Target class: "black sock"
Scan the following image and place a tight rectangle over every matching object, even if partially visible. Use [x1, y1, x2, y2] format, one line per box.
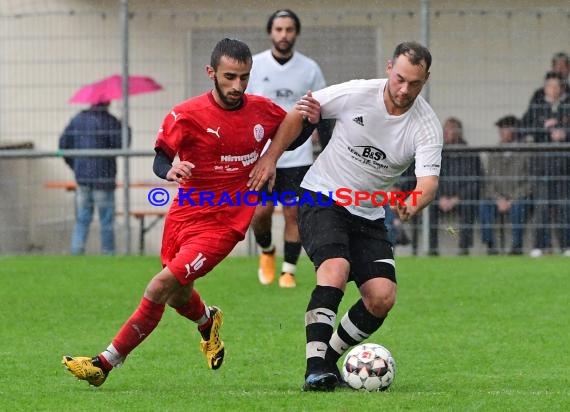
[255, 232, 272, 250]
[284, 241, 302, 265]
[326, 299, 386, 365]
[305, 285, 344, 375]
[198, 317, 213, 340]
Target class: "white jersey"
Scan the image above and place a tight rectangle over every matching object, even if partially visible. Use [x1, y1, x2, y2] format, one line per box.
[302, 78, 443, 220]
[248, 49, 326, 168]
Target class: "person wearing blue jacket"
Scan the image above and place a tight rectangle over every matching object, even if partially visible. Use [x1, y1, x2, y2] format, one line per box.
[59, 101, 128, 255]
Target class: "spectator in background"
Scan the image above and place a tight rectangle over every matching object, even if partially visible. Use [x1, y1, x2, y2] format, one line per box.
[479, 116, 532, 255]
[430, 117, 482, 256]
[528, 52, 570, 107]
[247, 9, 329, 288]
[521, 71, 570, 257]
[59, 101, 127, 255]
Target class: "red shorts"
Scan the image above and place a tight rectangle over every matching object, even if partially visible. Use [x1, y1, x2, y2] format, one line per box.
[161, 218, 244, 285]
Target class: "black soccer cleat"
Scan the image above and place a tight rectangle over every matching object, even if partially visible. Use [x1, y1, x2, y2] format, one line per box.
[302, 371, 338, 392]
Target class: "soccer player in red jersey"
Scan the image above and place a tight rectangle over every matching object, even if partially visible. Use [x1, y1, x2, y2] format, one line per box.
[62, 38, 320, 387]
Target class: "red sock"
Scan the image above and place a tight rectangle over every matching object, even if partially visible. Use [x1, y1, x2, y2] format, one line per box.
[111, 297, 165, 357]
[175, 289, 206, 322]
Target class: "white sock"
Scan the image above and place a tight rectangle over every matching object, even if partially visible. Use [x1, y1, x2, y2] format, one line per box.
[101, 344, 125, 368]
[196, 305, 211, 326]
[261, 244, 275, 253]
[282, 262, 296, 275]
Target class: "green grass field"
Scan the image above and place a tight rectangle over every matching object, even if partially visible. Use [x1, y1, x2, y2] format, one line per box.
[1, 255, 568, 411]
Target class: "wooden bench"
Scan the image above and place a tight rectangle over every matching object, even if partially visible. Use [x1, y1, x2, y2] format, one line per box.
[115, 210, 167, 255]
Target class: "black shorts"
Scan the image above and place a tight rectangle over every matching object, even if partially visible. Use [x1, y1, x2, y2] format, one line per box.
[298, 189, 396, 287]
[259, 165, 311, 202]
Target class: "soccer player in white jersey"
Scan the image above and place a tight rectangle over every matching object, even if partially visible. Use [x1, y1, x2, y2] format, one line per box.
[247, 9, 327, 288]
[248, 41, 443, 391]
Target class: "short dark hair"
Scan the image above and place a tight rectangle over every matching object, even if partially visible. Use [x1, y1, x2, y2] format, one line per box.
[445, 116, 463, 130]
[545, 70, 563, 81]
[266, 9, 301, 34]
[551, 52, 569, 65]
[393, 41, 432, 72]
[495, 115, 520, 128]
[210, 38, 252, 70]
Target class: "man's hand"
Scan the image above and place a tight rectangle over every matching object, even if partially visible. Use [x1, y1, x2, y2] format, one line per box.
[295, 91, 321, 124]
[496, 197, 511, 213]
[248, 90, 321, 192]
[166, 160, 195, 184]
[391, 202, 411, 222]
[248, 155, 277, 192]
[439, 195, 459, 213]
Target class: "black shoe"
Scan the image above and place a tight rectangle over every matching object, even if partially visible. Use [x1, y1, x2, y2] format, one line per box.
[428, 249, 439, 256]
[459, 248, 469, 256]
[487, 247, 499, 255]
[327, 361, 343, 383]
[509, 248, 523, 255]
[331, 364, 351, 390]
[302, 372, 338, 392]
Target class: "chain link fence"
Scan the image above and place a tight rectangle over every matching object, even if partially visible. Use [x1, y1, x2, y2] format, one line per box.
[0, 1, 569, 255]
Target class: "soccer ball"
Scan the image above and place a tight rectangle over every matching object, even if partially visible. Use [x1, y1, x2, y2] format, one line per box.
[342, 343, 396, 391]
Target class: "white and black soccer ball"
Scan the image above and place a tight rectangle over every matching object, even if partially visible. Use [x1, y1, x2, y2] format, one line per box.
[342, 343, 396, 391]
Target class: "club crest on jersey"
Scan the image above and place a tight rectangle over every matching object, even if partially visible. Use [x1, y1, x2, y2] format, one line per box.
[253, 124, 264, 142]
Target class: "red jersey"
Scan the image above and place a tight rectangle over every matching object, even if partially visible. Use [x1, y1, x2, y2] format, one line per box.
[155, 92, 286, 236]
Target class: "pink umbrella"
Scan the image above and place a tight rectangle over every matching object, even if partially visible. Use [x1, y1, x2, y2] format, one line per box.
[69, 74, 163, 104]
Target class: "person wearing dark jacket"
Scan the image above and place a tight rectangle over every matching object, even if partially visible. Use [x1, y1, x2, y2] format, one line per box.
[429, 117, 482, 255]
[479, 116, 532, 255]
[527, 52, 569, 107]
[521, 72, 570, 257]
[59, 101, 128, 255]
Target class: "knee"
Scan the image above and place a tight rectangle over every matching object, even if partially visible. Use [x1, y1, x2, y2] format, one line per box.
[252, 205, 273, 226]
[144, 272, 178, 304]
[361, 288, 396, 318]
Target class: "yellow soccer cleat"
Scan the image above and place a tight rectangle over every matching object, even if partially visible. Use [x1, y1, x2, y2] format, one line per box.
[62, 355, 109, 387]
[200, 306, 225, 370]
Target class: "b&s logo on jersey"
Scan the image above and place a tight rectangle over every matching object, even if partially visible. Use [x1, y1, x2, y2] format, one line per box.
[253, 124, 264, 142]
[348, 145, 389, 170]
[275, 89, 294, 99]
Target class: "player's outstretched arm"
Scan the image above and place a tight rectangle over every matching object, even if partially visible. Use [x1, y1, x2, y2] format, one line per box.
[392, 175, 439, 221]
[248, 91, 320, 191]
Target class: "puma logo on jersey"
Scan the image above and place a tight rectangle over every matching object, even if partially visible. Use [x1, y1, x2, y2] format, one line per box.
[170, 110, 180, 121]
[185, 253, 207, 278]
[206, 127, 221, 138]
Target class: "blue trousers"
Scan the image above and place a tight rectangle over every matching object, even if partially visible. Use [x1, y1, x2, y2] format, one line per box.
[479, 199, 530, 250]
[71, 185, 116, 255]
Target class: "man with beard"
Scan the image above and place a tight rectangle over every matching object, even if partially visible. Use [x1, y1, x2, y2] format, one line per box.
[61, 38, 321, 387]
[247, 9, 328, 288]
[249, 41, 442, 391]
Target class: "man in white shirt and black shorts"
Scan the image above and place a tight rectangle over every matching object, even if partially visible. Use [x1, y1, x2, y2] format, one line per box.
[248, 41, 443, 391]
[247, 9, 327, 288]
